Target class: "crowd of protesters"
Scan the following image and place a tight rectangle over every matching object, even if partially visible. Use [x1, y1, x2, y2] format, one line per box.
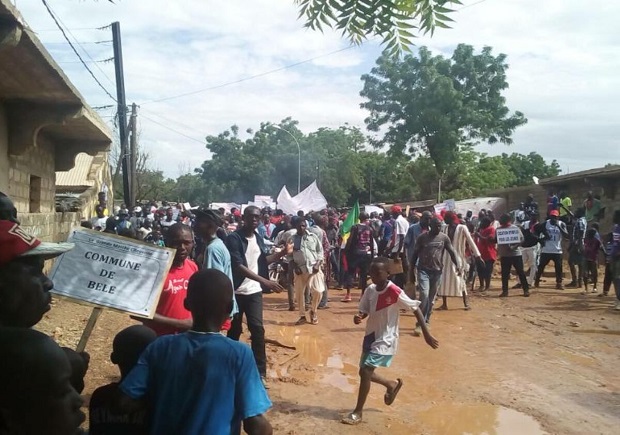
[1, 184, 619, 434]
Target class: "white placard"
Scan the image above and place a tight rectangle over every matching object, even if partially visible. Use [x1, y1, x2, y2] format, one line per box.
[49, 228, 175, 318]
[496, 227, 521, 245]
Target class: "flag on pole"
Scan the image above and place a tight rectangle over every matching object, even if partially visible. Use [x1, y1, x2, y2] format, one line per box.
[340, 200, 360, 241]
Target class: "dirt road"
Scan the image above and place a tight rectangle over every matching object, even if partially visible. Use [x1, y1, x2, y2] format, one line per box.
[37, 280, 620, 434]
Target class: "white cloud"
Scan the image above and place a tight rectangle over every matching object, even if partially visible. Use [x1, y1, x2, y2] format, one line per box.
[15, 0, 620, 179]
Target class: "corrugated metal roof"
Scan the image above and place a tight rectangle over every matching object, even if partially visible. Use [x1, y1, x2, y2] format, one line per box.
[56, 153, 95, 187]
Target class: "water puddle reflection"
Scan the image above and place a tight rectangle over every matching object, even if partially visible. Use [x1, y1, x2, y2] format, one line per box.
[417, 403, 545, 435]
[273, 326, 358, 392]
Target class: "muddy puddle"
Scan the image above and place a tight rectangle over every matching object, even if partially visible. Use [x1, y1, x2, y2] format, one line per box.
[271, 326, 358, 392]
[416, 403, 545, 435]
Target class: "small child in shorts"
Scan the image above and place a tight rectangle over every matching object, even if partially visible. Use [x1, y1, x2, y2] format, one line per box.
[582, 228, 605, 294]
[89, 325, 157, 435]
[342, 257, 439, 425]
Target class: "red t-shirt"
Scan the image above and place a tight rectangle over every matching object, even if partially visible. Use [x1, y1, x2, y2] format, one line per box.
[145, 259, 198, 336]
[476, 226, 497, 261]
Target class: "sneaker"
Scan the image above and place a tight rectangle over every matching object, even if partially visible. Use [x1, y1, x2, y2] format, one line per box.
[295, 316, 307, 325]
[499, 292, 509, 298]
[591, 288, 598, 293]
[566, 281, 577, 288]
[288, 305, 296, 312]
[556, 284, 565, 290]
[615, 301, 620, 311]
[413, 325, 422, 337]
[318, 304, 329, 310]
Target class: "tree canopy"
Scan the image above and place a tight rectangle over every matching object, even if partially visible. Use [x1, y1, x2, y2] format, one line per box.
[197, 119, 416, 207]
[296, 0, 461, 54]
[361, 44, 527, 198]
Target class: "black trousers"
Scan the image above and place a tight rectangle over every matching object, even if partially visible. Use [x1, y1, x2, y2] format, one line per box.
[477, 259, 495, 288]
[228, 292, 266, 377]
[584, 260, 598, 287]
[501, 256, 529, 293]
[536, 253, 563, 284]
[346, 252, 372, 293]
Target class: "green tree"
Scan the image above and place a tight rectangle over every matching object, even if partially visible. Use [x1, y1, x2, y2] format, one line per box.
[296, 0, 461, 54]
[500, 152, 560, 186]
[198, 120, 414, 207]
[361, 44, 527, 199]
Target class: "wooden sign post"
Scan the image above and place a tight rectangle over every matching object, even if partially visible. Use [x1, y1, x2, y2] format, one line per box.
[49, 228, 175, 351]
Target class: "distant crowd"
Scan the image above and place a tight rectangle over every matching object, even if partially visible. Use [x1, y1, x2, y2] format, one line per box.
[1, 185, 618, 434]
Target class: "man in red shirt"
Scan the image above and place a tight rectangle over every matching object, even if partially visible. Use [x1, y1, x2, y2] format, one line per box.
[141, 223, 198, 335]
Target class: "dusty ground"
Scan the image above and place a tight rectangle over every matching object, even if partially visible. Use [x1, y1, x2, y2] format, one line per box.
[37, 276, 620, 435]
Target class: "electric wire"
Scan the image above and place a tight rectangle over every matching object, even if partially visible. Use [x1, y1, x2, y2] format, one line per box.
[40, 0, 117, 101]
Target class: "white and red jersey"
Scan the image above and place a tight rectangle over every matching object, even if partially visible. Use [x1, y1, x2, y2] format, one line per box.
[359, 281, 420, 356]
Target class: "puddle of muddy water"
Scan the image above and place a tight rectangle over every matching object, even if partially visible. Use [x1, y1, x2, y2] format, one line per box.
[274, 327, 359, 392]
[416, 403, 545, 435]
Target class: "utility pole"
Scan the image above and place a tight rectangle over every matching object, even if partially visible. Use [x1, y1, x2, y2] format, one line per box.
[112, 22, 130, 205]
[129, 103, 138, 206]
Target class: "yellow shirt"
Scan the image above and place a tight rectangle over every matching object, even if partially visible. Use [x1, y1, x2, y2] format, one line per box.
[559, 197, 572, 216]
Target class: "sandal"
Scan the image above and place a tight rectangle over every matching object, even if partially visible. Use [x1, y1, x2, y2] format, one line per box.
[341, 412, 363, 425]
[341, 295, 352, 302]
[384, 378, 403, 406]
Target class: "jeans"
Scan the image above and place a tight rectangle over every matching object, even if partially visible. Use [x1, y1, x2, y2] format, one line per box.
[536, 252, 563, 284]
[500, 256, 529, 293]
[417, 268, 442, 324]
[329, 250, 340, 282]
[228, 292, 266, 377]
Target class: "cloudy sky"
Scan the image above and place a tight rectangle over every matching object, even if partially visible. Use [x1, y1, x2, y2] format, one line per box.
[16, 0, 620, 178]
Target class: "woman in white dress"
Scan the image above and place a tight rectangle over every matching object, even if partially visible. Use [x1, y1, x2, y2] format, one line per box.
[438, 211, 481, 310]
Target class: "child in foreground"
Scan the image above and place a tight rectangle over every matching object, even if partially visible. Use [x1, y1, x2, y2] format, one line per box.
[342, 257, 439, 425]
[119, 269, 273, 435]
[89, 325, 157, 435]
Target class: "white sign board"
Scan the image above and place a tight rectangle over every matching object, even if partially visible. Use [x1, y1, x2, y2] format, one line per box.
[49, 228, 175, 318]
[496, 227, 521, 245]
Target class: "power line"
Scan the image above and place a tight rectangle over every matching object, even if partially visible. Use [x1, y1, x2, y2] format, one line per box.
[140, 108, 204, 136]
[46, 8, 116, 88]
[140, 44, 361, 105]
[140, 113, 206, 145]
[40, 0, 117, 102]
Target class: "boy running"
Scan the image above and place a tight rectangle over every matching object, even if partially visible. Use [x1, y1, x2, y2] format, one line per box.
[342, 257, 439, 425]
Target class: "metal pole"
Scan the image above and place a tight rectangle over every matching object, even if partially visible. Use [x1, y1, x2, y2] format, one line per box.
[112, 22, 130, 205]
[129, 103, 137, 206]
[274, 126, 301, 194]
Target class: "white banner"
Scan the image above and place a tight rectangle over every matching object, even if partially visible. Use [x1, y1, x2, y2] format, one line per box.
[49, 229, 175, 318]
[276, 181, 327, 215]
[496, 227, 521, 245]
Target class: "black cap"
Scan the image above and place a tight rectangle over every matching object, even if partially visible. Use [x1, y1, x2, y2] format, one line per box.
[0, 192, 18, 223]
[194, 208, 223, 226]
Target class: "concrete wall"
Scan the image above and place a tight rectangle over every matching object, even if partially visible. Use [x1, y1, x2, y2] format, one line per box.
[0, 104, 9, 193]
[7, 135, 56, 214]
[490, 175, 619, 233]
[19, 211, 79, 243]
